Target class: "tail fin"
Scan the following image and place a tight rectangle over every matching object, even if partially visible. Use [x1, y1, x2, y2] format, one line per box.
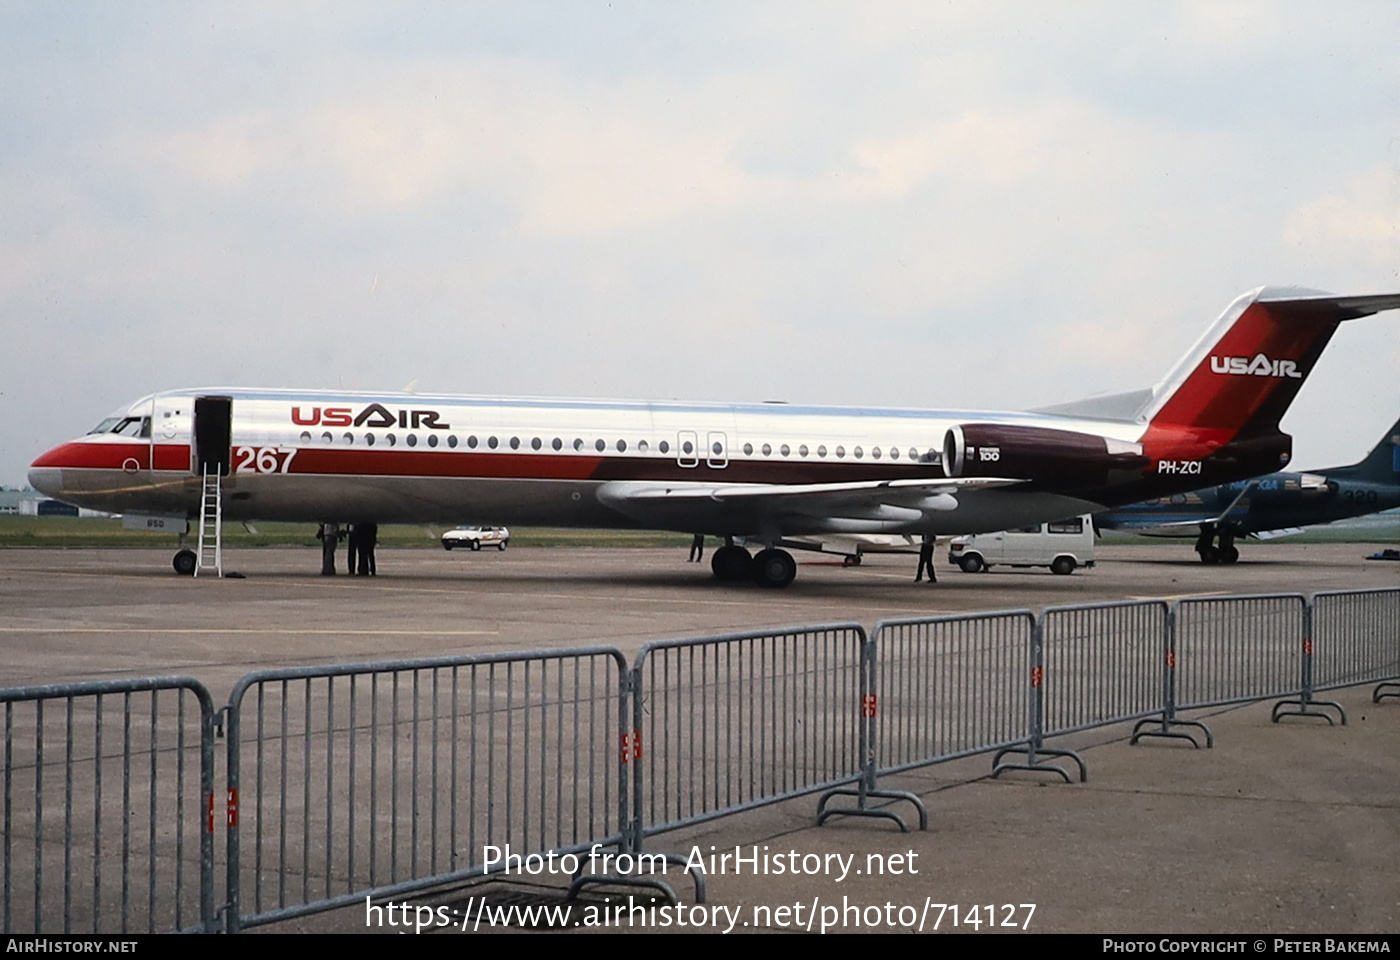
[1140, 287, 1400, 443]
[1322, 415, 1400, 483]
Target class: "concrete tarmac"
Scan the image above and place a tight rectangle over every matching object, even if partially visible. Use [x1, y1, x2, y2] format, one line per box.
[0, 542, 1396, 934]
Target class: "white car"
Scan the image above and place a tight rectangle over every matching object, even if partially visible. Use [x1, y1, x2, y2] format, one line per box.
[441, 525, 510, 551]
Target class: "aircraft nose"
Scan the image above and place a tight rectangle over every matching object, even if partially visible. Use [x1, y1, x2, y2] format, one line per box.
[28, 466, 63, 498]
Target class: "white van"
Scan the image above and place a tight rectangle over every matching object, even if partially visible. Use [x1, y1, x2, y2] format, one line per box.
[948, 515, 1095, 575]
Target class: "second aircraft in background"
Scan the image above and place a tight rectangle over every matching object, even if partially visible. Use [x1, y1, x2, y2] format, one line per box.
[1096, 415, 1400, 563]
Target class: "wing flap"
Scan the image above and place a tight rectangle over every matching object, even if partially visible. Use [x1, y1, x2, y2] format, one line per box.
[599, 476, 1022, 504]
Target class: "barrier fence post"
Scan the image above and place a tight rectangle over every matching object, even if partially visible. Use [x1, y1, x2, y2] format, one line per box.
[224, 700, 241, 934]
[1272, 596, 1346, 724]
[816, 632, 926, 831]
[1132, 602, 1213, 747]
[992, 614, 1085, 782]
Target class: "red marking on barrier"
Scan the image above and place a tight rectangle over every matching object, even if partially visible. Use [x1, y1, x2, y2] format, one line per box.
[206, 793, 215, 834]
[1166, 651, 1176, 669]
[227, 788, 239, 828]
[862, 694, 877, 719]
[621, 731, 642, 762]
[1030, 666, 1043, 688]
[1303, 638, 1313, 656]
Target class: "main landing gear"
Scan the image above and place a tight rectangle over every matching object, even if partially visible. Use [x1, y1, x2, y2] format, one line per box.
[710, 542, 798, 588]
[1194, 524, 1240, 565]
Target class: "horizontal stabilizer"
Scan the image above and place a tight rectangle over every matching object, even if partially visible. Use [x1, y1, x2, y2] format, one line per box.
[1256, 289, 1400, 320]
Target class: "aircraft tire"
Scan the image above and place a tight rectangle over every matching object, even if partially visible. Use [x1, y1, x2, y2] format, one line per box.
[958, 554, 984, 574]
[1197, 546, 1219, 564]
[1050, 556, 1076, 576]
[752, 548, 797, 588]
[711, 544, 752, 581]
[172, 550, 197, 576]
[1220, 545, 1239, 564]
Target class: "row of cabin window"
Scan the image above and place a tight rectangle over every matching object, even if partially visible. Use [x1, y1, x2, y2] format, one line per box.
[296, 430, 938, 462]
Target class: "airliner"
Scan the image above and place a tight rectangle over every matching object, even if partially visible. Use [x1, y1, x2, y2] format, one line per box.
[28, 286, 1400, 586]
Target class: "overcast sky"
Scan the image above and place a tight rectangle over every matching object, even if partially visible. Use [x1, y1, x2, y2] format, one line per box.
[2, 2, 1397, 488]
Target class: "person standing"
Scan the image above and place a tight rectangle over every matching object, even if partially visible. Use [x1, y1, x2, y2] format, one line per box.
[318, 523, 340, 576]
[915, 534, 937, 583]
[359, 523, 378, 576]
[346, 524, 360, 577]
[689, 533, 705, 562]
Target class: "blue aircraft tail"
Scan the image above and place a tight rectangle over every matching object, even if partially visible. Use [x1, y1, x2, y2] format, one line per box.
[1322, 415, 1400, 483]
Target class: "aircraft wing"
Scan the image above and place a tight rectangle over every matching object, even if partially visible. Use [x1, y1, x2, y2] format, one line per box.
[1099, 517, 1215, 534]
[601, 475, 1019, 504]
[1252, 527, 1306, 540]
[597, 476, 1023, 526]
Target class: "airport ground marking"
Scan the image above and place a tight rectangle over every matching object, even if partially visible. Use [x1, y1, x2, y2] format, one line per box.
[0, 627, 500, 636]
[1127, 590, 1232, 602]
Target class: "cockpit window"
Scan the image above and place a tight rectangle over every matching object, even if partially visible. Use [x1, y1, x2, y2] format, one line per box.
[89, 417, 151, 437]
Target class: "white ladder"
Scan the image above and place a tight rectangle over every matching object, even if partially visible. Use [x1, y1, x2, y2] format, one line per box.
[195, 466, 222, 578]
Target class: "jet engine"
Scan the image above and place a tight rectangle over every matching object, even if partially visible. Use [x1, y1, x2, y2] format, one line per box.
[943, 423, 1148, 487]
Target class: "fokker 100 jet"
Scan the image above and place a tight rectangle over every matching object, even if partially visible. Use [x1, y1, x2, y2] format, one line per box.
[28, 286, 1400, 587]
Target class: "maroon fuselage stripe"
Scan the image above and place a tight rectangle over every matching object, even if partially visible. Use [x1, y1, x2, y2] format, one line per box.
[33, 441, 948, 485]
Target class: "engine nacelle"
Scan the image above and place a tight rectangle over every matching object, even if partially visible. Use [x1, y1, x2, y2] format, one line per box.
[943, 423, 1148, 487]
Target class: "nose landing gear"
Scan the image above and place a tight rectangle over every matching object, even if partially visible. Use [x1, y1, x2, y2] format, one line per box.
[173, 549, 197, 576]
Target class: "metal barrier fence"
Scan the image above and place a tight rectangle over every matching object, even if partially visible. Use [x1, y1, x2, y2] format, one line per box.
[1311, 589, 1400, 693]
[1173, 594, 1307, 711]
[1040, 601, 1167, 738]
[224, 648, 629, 932]
[870, 611, 1033, 772]
[0, 678, 215, 934]
[630, 624, 867, 845]
[3, 587, 1398, 933]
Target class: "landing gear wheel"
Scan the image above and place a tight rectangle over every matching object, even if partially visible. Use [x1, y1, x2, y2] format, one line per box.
[470, 541, 481, 551]
[1050, 556, 1076, 576]
[173, 549, 197, 576]
[842, 554, 862, 567]
[1220, 545, 1239, 564]
[958, 554, 984, 574]
[1197, 546, 1219, 565]
[751, 548, 797, 588]
[711, 544, 752, 581]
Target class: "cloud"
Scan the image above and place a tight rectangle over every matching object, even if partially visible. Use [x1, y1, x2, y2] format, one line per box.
[1282, 163, 1400, 276]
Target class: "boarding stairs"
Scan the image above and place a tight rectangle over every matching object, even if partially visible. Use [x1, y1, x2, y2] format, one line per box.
[195, 466, 222, 578]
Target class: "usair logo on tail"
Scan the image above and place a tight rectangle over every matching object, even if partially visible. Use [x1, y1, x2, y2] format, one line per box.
[1209, 354, 1302, 378]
